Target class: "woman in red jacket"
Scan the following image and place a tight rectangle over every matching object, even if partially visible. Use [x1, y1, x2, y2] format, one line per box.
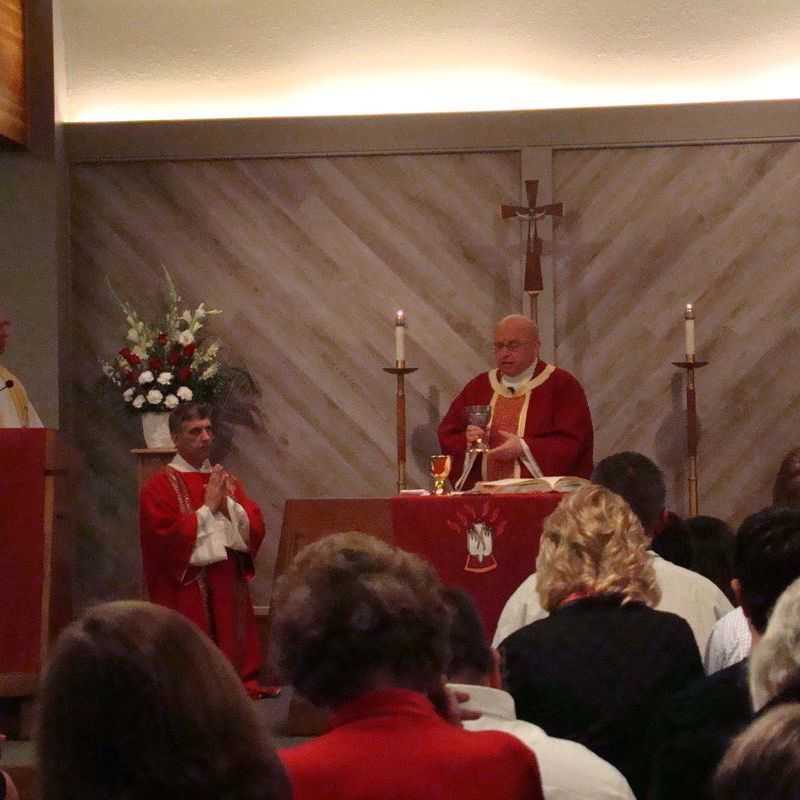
[272, 532, 544, 800]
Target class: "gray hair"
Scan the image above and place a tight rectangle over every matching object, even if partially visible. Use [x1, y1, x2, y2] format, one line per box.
[750, 576, 800, 711]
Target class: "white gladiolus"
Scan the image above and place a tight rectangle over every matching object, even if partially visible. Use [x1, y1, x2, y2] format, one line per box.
[164, 394, 179, 409]
[138, 371, 154, 385]
[123, 387, 135, 402]
[127, 328, 139, 343]
[132, 395, 145, 408]
[178, 330, 195, 346]
[132, 346, 147, 358]
[201, 364, 219, 380]
[195, 303, 207, 320]
[176, 386, 193, 401]
[157, 371, 173, 385]
[146, 389, 163, 405]
[182, 310, 192, 323]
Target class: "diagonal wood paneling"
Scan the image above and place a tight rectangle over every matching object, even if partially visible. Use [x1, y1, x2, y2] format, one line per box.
[70, 152, 521, 606]
[554, 141, 800, 525]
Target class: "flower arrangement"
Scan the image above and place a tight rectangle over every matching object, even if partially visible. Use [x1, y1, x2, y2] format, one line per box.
[102, 269, 229, 413]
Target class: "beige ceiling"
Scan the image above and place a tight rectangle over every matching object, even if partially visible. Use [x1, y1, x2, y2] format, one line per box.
[61, 0, 800, 122]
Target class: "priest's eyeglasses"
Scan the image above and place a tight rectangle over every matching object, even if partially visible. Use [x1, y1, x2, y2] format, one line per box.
[494, 340, 529, 352]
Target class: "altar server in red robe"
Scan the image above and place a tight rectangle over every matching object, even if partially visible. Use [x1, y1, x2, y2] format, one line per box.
[139, 402, 275, 698]
[438, 315, 593, 490]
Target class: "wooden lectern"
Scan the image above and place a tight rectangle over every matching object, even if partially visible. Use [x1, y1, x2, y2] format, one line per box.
[0, 429, 71, 724]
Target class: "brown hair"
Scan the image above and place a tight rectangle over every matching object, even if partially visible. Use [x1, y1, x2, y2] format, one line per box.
[272, 532, 450, 708]
[714, 703, 800, 800]
[36, 601, 289, 800]
[536, 484, 661, 611]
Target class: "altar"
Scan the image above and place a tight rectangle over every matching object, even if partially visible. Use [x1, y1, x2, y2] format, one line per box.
[275, 492, 563, 641]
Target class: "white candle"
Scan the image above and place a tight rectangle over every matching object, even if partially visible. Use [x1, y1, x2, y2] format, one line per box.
[395, 309, 406, 364]
[684, 303, 695, 358]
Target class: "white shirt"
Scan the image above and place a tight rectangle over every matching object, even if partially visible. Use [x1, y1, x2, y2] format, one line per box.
[0, 375, 42, 428]
[169, 454, 250, 567]
[449, 683, 635, 800]
[492, 552, 733, 653]
[703, 606, 752, 674]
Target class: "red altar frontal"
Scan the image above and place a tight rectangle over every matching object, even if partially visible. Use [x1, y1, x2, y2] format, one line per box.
[276, 493, 563, 641]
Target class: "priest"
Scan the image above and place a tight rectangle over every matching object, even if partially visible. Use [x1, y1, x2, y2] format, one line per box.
[139, 402, 277, 698]
[0, 309, 42, 428]
[438, 315, 593, 490]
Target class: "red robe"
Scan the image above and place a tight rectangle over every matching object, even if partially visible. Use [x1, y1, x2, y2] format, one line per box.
[139, 467, 266, 689]
[281, 688, 544, 800]
[438, 361, 593, 489]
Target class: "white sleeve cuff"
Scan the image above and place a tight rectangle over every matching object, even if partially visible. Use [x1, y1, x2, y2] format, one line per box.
[519, 439, 543, 478]
[224, 497, 251, 552]
[190, 506, 229, 566]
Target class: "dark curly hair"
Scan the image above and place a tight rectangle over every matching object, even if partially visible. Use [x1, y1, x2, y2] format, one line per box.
[36, 601, 289, 800]
[272, 532, 450, 708]
[773, 448, 800, 509]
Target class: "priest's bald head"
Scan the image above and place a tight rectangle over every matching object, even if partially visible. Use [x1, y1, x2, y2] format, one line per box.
[494, 315, 540, 378]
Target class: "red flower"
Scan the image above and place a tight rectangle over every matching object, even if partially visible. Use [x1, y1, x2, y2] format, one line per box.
[158, 332, 168, 345]
[183, 343, 196, 358]
[148, 356, 163, 371]
[127, 353, 141, 366]
[178, 367, 192, 382]
[168, 349, 181, 365]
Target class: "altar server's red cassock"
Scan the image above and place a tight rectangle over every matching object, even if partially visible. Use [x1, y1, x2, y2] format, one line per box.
[438, 360, 593, 490]
[139, 456, 265, 692]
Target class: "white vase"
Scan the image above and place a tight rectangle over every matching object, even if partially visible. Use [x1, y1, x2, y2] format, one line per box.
[141, 412, 174, 449]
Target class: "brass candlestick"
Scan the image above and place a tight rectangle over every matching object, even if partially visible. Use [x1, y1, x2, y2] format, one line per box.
[383, 363, 418, 494]
[672, 355, 709, 516]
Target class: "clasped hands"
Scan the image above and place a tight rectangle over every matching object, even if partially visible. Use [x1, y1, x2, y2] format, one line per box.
[203, 464, 238, 515]
[466, 426, 523, 462]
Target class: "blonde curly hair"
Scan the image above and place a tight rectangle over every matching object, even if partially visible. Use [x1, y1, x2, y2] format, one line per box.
[536, 484, 661, 611]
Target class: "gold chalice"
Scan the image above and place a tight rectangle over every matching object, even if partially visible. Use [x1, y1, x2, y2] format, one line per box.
[430, 454, 452, 495]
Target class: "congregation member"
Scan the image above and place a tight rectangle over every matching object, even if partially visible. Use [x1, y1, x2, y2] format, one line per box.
[0, 771, 18, 800]
[36, 601, 290, 800]
[649, 508, 800, 799]
[272, 532, 544, 800]
[139, 402, 276, 698]
[749, 573, 800, 712]
[493, 451, 732, 652]
[499, 485, 703, 798]
[712, 704, 800, 800]
[443, 587, 636, 800]
[684, 515, 736, 605]
[704, 446, 800, 674]
[438, 314, 593, 490]
[0, 308, 42, 428]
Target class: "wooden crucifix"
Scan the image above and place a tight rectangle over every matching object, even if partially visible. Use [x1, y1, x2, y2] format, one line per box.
[501, 180, 564, 322]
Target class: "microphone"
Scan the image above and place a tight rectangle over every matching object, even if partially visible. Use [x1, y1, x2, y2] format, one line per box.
[0, 379, 14, 393]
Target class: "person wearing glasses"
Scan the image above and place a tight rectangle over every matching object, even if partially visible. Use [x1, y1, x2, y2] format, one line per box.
[438, 314, 592, 490]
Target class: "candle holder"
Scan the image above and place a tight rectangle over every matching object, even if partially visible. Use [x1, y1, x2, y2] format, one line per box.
[383, 364, 418, 494]
[672, 355, 710, 516]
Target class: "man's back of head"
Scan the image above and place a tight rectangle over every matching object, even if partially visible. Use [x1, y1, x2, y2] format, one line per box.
[442, 587, 495, 686]
[735, 507, 800, 636]
[591, 452, 666, 535]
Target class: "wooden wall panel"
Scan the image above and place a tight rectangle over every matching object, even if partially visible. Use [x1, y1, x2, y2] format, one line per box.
[554, 141, 800, 525]
[70, 152, 521, 607]
[0, 0, 25, 144]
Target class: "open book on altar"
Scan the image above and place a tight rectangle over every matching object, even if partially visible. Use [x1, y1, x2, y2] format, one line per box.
[475, 476, 591, 494]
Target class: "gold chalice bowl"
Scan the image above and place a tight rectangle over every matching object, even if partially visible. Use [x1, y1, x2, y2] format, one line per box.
[430, 454, 452, 495]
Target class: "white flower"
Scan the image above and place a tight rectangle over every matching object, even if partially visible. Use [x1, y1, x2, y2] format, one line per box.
[146, 389, 164, 405]
[102, 363, 115, 378]
[181, 310, 192, 323]
[164, 393, 179, 409]
[176, 386, 193, 401]
[157, 371, 174, 385]
[178, 330, 195, 346]
[195, 303, 207, 320]
[127, 328, 139, 343]
[132, 395, 145, 409]
[138, 370, 154, 385]
[132, 346, 147, 358]
[123, 387, 135, 402]
[201, 364, 219, 380]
